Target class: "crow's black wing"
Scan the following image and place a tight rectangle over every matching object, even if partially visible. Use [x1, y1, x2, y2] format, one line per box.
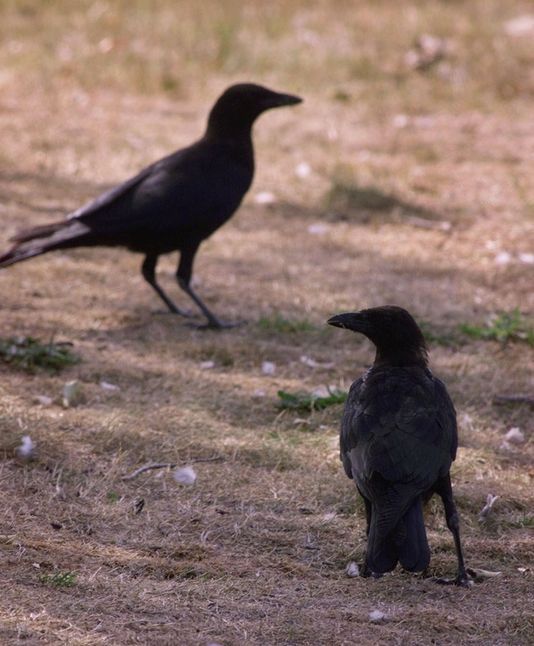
[70, 141, 253, 242]
[433, 375, 458, 461]
[341, 367, 456, 493]
[68, 163, 156, 222]
[340, 376, 365, 478]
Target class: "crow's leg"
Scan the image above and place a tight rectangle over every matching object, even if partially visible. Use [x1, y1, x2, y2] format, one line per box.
[362, 495, 372, 536]
[176, 244, 243, 330]
[141, 254, 192, 317]
[358, 491, 374, 578]
[419, 491, 433, 579]
[433, 475, 471, 587]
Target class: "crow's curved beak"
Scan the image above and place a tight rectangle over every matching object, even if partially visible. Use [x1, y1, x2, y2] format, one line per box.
[327, 312, 367, 333]
[270, 92, 303, 108]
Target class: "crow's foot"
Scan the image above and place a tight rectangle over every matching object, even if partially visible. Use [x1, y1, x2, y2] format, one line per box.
[433, 572, 472, 588]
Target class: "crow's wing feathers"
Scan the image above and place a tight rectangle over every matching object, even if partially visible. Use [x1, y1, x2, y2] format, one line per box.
[68, 142, 252, 240]
[341, 367, 456, 492]
[68, 163, 156, 223]
[340, 377, 364, 478]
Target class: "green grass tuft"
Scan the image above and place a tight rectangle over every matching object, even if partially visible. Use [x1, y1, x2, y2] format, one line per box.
[277, 388, 347, 412]
[508, 515, 534, 529]
[39, 571, 77, 588]
[258, 314, 317, 334]
[459, 309, 533, 346]
[0, 336, 80, 372]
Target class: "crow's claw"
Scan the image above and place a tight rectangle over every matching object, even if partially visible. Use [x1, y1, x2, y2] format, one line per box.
[433, 573, 473, 588]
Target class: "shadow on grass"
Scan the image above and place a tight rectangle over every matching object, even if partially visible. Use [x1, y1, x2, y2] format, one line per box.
[324, 180, 450, 227]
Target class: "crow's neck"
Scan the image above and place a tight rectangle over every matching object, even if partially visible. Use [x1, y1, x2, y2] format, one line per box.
[205, 111, 256, 144]
[203, 124, 254, 172]
[373, 346, 428, 368]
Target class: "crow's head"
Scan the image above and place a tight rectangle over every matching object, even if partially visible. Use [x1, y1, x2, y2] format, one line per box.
[327, 305, 428, 367]
[207, 83, 302, 138]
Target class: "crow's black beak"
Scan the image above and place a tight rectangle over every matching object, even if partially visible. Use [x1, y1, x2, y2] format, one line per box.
[270, 92, 303, 108]
[327, 312, 367, 333]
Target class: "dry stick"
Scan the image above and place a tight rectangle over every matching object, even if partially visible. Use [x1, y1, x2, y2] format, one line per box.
[121, 456, 223, 481]
[404, 215, 452, 232]
[493, 394, 534, 406]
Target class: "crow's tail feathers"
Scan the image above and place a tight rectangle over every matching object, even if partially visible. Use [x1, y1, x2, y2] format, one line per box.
[0, 220, 90, 268]
[396, 497, 430, 572]
[366, 496, 430, 574]
[0, 242, 46, 268]
[366, 518, 398, 573]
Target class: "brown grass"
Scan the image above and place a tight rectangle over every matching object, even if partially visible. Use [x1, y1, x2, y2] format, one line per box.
[0, 1, 533, 644]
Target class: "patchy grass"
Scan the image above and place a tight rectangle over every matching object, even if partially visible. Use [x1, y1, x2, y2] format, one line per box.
[39, 571, 77, 588]
[277, 388, 347, 412]
[0, 1, 533, 644]
[258, 313, 318, 334]
[106, 491, 121, 504]
[460, 309, 534, 346]
[0, 336, 80, 372]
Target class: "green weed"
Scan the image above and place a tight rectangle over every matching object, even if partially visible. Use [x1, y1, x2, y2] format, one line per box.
[277, 388, 347, 412]
[507, 514, 534, 529]
[39, 571, 77, 588]
[0, 336, 80, 372]
[459, 309, 533, 346]
[258, 314, 316, 334]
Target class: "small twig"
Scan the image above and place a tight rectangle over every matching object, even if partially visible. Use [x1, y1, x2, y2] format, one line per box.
[121, 456, 223, 481]
[478, 493, 499, 523]
[188, 456, 224, 465]
[121, 463, 176, 480]
[404, 215, 451, 232]
[0, 534, 17, 545]
[493, 394, 534, 407]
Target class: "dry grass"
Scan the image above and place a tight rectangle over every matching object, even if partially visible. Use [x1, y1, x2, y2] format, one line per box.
[0, 1, 533, 644]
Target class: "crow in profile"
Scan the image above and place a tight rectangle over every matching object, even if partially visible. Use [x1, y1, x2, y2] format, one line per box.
[328, 306, 469, 586]
[0, 83, 302, 328]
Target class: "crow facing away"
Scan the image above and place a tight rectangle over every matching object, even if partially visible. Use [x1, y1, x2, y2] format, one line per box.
[0, 83, 302, 328]
[328, 306, 469, 586]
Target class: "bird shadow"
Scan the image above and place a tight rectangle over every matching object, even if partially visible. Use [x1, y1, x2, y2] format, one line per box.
[324, 181, 443, 224]
[250, 183, 457, 230]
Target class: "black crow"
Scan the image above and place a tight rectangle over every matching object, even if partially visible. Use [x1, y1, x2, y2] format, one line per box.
[328, 306, 469, 586]
[0, 83, 302, 328]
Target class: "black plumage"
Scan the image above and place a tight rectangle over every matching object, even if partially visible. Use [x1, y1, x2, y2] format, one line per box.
[328, 306, 469, 585]
[0, 83, 302, 328]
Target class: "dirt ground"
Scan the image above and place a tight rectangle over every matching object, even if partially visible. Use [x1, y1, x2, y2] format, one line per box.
[0, 1, 533, 644]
